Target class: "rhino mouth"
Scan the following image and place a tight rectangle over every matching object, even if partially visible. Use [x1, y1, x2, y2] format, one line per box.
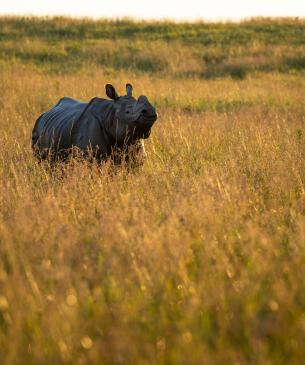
[133, 112, 157, 139]
[130, 125, 151, 140]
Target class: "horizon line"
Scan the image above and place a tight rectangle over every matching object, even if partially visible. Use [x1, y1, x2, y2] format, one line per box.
[1, 13, 305, 24]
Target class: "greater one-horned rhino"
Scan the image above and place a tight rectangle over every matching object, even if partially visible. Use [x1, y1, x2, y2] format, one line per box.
[32, 83, 157, 165]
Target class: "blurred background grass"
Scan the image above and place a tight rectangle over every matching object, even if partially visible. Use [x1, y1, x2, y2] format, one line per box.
[1, 17, 305, 78]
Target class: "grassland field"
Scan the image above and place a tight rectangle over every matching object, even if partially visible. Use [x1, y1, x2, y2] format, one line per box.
[0, 16, 305, 365]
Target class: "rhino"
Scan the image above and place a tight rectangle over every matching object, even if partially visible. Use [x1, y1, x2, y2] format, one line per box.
[32, 83, 157, 165]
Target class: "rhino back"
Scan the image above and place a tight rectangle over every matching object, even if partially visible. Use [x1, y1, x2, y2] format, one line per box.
[32, 97, 87, 155]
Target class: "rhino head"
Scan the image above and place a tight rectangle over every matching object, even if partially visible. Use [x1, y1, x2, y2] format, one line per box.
[105, 83, 157, 143]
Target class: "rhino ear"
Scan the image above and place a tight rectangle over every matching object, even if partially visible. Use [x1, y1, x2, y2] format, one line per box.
[106, 84, 119, 100]
[126, 83, 133, 97]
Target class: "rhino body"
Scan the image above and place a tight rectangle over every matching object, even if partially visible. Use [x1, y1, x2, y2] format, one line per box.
[32, 84, 157, 164]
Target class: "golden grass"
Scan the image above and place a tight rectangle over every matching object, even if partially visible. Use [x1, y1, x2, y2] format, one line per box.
[1, 18, 305, 365]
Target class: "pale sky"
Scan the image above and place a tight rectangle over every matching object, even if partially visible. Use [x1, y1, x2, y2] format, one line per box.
[1, 0, 305, 21]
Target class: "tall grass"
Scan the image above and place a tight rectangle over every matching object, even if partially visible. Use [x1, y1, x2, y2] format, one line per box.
[0, 17, 305, 365]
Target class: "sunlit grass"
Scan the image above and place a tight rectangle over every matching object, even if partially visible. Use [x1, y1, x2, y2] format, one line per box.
[0, 17, 305, 365]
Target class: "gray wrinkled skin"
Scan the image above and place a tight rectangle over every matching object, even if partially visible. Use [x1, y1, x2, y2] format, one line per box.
[32, 83, 157, 165]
